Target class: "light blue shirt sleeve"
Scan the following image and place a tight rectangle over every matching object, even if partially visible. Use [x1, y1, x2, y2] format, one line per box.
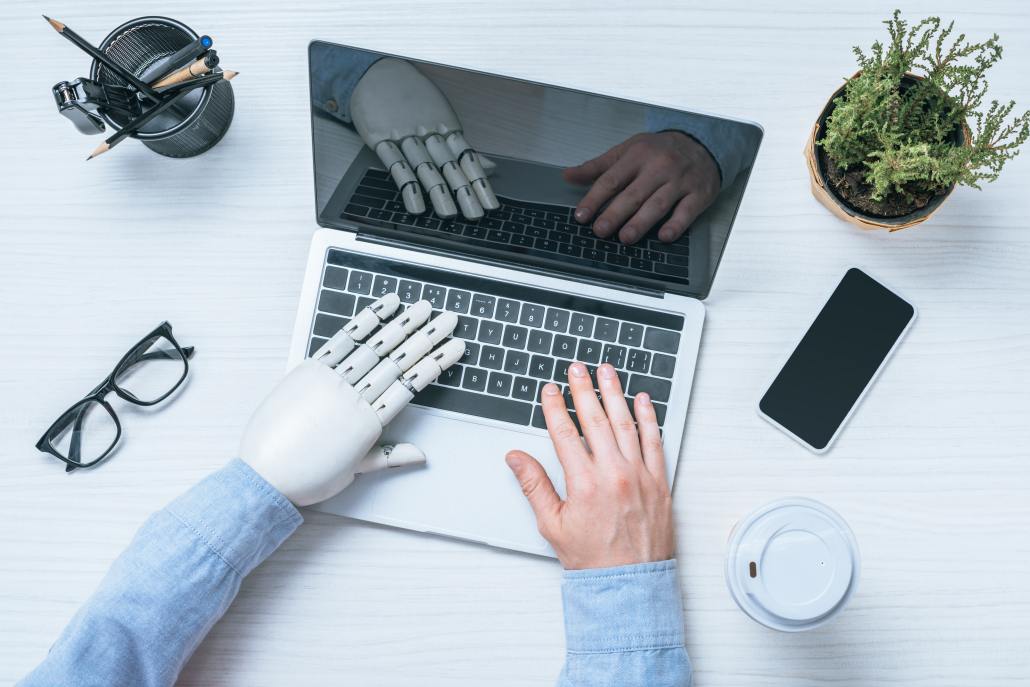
[20, 459, 690, 687]
[309, 43, 381, 125]
[18, 459, 302, 687]
[558, 560, 692, 686]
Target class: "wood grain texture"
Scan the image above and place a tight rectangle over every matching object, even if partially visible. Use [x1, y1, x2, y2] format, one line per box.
[2, 0, 1029, 685]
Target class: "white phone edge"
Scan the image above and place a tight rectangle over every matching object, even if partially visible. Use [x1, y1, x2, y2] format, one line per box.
[755, 266, 918, 455]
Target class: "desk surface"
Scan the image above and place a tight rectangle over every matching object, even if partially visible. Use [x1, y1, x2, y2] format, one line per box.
[2, 1, 1029, 685]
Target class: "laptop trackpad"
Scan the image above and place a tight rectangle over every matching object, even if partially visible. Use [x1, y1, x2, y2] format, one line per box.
[356, 407, 564, 556]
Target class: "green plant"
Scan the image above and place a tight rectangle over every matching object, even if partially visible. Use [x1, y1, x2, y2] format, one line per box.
[818, 10, 1029, 205]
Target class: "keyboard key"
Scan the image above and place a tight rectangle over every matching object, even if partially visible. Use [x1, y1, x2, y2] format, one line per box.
[552, 335, 576, 359]
[351, 193, 386, 208]
[496, 298, 520, 323]
[318, 290, 356, 317]
[504, 350, 530, 375]
[372, 275, 398, 297]
[356, 296, 374, 313]
[601, 343, 627, 368]
[459, 342, 480, 365]
[534, 238, 559, 252]
[512, 377, 538, 401]
[527, 329, 553, 354]
[569, 314, 594, 336]
[626, 349, 651, 373]
[593, 318, 619, 342]
[555, 361, 598, 387]
[308, 336, 328, 358]
[557, 243, 582, 257]
[584, 248, 604, 262]
[619, 322, 644, 347]
[605, 253, 630, 266]
[644, 328, 681, 353]
[519, 303, 545, 327]
[525, 225, 547, 239]
[545, 308, 570, 332]
[397, 280, 421, 304]
[414, 385, 533, 425]
[414, 215, 440, 230]
[347, 270, 373, 295]
[487, 372, 514, 397]
[421, 284, 446, 309]
[368, 209, 392, 221]
[455, 315, 478, 340]
[576, 339, 602, 364]
[462, 367, 488, 392]
[651, 353, 676, 378]
[487, 230, 510, 244]
[471, 294, 495, 318]
[477, 322, 503, 344]
[480, 345, 504, 370]
[529, 355, 555, 380]
[313, 313, 347, 338]
[439, 364, 463, 386]
[628, 375, 671, 403]
[502, 325, 529, 350]
[531, 405, 581, 434]
[511, 234, 534, 247]
[343, 204, 371, 218]
[323, 266, 349, 290]
[446, 289, 471, 313]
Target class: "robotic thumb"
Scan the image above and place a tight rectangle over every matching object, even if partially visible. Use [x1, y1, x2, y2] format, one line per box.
[355, 443, 426, 475]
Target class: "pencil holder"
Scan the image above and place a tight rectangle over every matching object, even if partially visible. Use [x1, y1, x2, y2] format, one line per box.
[92, 17, 233, 158]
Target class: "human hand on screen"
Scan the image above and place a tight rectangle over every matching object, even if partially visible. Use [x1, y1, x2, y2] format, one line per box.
[350, 57, 499, 221]
[240, 295, 464, 506]
[505, 362, 676, 569]
[564, 131, 720, 245]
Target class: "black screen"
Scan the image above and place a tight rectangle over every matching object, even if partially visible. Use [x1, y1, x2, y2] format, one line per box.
[759, 269, 915, 450]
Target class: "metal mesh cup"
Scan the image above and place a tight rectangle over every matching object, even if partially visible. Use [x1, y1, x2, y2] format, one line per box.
[91, 16, 234, 158]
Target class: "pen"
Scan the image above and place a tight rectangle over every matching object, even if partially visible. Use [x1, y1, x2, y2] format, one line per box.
[145, 35, 213, 83]
[156, 68, 235, 96]
[43, 15, 162, 102]
[151, 53, 219, 89]
[89, 70, 237, 159]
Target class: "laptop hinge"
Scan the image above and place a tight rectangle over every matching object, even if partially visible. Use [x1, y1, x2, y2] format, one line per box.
[355, 230, 667, 299]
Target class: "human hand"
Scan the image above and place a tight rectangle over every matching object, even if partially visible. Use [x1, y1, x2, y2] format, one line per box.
[350, 58, 499, 220]
[505, 362, 675, 569]
[564, 131, 720, 245]
[240, 295, 464, 506]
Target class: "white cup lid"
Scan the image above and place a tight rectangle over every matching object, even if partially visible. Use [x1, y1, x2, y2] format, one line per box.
[725, 498, 860, 631]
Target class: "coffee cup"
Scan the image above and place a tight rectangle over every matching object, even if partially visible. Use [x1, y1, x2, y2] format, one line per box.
[725, 497, 859, 631]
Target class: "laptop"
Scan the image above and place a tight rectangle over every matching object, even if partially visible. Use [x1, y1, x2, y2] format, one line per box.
[291, 41, 762, 556]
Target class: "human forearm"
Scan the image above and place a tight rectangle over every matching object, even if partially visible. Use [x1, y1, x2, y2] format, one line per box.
[19, 459, 302, 687]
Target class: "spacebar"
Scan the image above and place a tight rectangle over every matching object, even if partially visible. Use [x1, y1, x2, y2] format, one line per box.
[413, 386, 533, 425]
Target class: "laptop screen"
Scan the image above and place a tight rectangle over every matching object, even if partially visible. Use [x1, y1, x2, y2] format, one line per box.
[309, 42, 762, 299]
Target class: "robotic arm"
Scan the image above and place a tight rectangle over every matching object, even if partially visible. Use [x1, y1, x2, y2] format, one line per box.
[350, 58, 499, 220]
[240, 294, 463, 506]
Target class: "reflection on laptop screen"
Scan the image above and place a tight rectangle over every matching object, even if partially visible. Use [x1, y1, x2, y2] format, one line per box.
[309, 42, 762, 299]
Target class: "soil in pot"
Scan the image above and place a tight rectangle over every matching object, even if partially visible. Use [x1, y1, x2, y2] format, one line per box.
[816, 146, 946, 218]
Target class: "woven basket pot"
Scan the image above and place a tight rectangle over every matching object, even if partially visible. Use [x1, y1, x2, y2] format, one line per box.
[804, 73, 968, 232]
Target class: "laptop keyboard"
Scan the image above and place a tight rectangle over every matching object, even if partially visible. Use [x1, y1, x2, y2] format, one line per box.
[308, 249, 685, 432]
[339, 168, 690, 283]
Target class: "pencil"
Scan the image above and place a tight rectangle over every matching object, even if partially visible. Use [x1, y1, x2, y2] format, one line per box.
[156, 68, 235, 96]
[151, 54, 218, 89]
[88, 71, 238, 160]
[145, 35, 213, 83]
[43, 15, 162, 101]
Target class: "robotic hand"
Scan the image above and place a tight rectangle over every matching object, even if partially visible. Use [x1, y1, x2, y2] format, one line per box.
[350, 58, 500, 221]
[240, 294, 464, 506]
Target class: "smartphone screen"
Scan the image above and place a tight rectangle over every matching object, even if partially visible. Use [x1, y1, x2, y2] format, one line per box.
[759, 268, 916, 452]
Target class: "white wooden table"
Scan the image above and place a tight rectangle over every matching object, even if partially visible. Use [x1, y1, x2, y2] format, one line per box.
[2, 1, 1029, 684]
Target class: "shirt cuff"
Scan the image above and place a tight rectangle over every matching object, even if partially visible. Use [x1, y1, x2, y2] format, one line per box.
[166, 459, 303, 578]
[562, 559, 685, 653]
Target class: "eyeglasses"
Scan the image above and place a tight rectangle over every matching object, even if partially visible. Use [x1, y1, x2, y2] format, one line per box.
[36, 322, 195, 472]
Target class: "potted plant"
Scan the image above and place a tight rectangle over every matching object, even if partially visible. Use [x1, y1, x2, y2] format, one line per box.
[805, 11, 1029, 231]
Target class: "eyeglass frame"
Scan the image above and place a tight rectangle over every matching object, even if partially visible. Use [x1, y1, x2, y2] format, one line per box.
[35, 321, 195, 472]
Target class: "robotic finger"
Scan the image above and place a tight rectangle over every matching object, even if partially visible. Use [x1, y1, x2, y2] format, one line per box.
[446, 132, 500, 211]
[400, 137, 458, 218]
[425, 133, 484, 220]
[375, 140, 426, 215]
[372, 338, 466, 424]
[336, 300, 433, 384]
[355, 310, 458, 401]
[312, 293, 401, 367]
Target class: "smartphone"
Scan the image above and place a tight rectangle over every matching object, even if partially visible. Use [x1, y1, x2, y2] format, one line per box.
[758, 268, 916, 453]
